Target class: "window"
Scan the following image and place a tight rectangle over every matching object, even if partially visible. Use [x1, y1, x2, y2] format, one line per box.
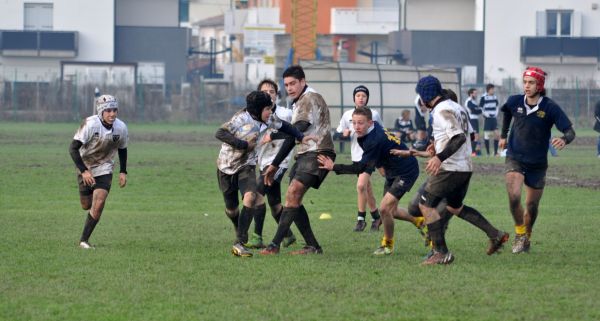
[546, 10, 572, 36]
[179, 0, 189, 23]
[24, 3, 53, 30]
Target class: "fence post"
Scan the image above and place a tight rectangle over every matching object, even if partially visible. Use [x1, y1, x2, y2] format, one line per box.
[71, 74, 79, 121]
[199, 76, 205, 123]
[12, 70, 17, 121]
[575, 77, 580, 122]
[137, 75, 144, 122]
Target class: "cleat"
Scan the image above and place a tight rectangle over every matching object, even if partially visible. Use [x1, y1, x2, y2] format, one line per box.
[353, 220, 367, 232]
[422, 251, 454, 265]
[422, 249, 434, 260]
[289, 246, 323, 255]
[282, 234, 297, 248]
[79, 241, 95, 249]
[487, 231, 509, 255]
[231, 243, 253, 257]
[373, 245, 393, 256]
[512, 234, 530, 254]
[370, 218, 382, 232]
[259, 243, 280, 255]
[246, 233, 266, 249]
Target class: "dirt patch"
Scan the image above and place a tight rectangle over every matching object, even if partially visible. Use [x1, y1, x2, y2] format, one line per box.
[473, 162, 600, 189]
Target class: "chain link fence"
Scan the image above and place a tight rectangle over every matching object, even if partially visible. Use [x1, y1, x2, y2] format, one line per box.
[1, 75, 598, 128]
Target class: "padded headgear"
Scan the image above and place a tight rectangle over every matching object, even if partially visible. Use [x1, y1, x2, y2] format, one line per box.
[415, 75, 442, 105]
[353, 85, 370, 104]
[523, 67, 546, 93]
[246, 91, 273, 121]
[96, 95, 118, 115]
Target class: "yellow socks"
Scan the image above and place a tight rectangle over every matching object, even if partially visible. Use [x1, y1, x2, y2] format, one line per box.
[515, 224, 527, 236]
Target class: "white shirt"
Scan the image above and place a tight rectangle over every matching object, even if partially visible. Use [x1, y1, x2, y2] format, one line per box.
[336, 107, 382, 162]
[257, 106, 293, 170]
[74, 115, 128, 177]
[430, 99, 472, 172]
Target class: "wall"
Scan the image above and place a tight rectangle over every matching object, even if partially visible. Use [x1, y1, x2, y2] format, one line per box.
[116, 0, 179, 27]
[485, 0, 600, 85]
[405, 0, 475, 31]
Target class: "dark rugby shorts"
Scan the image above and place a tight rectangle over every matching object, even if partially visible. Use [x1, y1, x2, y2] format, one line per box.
[422, 170, 472, 209]
[289, 151, 335, 189]
[383, 171, 418, 200]
[78, 173, 112, 196]
[217, 165, 257, 209]
[470, 119, 480, 133]
[257, 167, 287, 207]
[505, 158, 547, 189]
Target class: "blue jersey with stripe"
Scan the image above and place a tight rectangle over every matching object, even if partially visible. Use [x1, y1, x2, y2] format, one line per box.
[501, 95, 572, 166]
[357, 121, 419, 179]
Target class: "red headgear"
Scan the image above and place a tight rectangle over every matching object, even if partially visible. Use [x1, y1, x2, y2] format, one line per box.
[523, 67, 546, 93]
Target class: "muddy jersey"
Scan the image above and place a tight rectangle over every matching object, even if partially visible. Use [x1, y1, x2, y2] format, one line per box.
[430, 99, 472, 172]
[258, 106, 293, 170]
[73, 115, 128, 177]
[291, 86, 335, 155]
[337, 108, 382, 162]
[217, 110, 284, 174]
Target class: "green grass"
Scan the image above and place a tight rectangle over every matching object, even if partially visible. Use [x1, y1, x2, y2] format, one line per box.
[1, 122, 600, 321]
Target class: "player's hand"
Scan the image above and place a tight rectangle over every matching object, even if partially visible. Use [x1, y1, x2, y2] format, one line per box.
[246, 133, 258, 151]
[301, 135, 318, 145]
[426, 143, 435, 155]
[425, 156, 442, 176]
[498, 138, 506, 150]
[342, 129, 351, 137]
[263, 165, 278, 186]
[390, 149, 410, 158]
[81, 170, 95, 187]
[119, 173, 127, 188]
[260, 133, 272, 145]
[551, 137, 566, 150]
[317, 155, 334, 171]
[410, 148, 434, 158]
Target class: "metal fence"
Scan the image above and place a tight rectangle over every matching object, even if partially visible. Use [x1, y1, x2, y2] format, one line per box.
[1, 75, 598, 128]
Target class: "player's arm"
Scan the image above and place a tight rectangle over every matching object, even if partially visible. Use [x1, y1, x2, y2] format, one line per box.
[270, 120, 310, 167]
[215, 127, 249, 150]
[69, 140, 88, 173]
[500, 105, 512, 140]
[117, 148, 128, 187]
[435, 133, 466, 162]
[318, 155, 374, 175]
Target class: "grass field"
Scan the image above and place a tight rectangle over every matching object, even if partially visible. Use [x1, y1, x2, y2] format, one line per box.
[1, 122, 599, 321]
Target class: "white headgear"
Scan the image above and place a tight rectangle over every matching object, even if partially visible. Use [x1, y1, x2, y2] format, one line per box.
[96, 95, 118, 115]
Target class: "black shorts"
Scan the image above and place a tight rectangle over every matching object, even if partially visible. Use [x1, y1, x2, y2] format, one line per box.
[407, 179, 448, 217]
[353, 161, 375, 176]
[289, 151, 335, 189]
[77, 173, 112, 196]
[505, 158, 547, 189]
[483, 117, 497, 131]
[217, 165, 257, 209]
[422, 170, 472, 209]
[469, 119, 480, 133]
[257, 167, 287, 207]
[383, 171, 418, 200]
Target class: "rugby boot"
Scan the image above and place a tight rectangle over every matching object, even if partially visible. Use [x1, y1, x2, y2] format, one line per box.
[290, 245, 323, 255]
[487, 231, 509, 255]
[512, 234, 530, 254]
[353, 220, 367, 232]
[422, 251, 454, 265]
[282, 233, 297, 248]
[79, 241, 95, 249]
[231, 242, 253, 257]
[246, 233, 266, 249]
[370, 218, 382, 232]
[259, 243, 280, 255]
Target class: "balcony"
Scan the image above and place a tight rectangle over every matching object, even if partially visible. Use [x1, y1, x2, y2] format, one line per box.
[0, 30, 78, 58]
[521, 36, 599, 64]
[331, 7, 398, 35]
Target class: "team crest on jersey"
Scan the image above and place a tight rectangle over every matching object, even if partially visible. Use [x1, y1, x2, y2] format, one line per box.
[536, 110, 546, 119]
[93, 132, 99, 138]
[517, 107, 524, 114]
[112, 135, 120, 142]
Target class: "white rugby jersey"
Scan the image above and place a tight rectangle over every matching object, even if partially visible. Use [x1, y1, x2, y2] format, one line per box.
[73, 115, 128, 177]
[217, 110, 284, 175]
[258, 106, 293, 170]
[430, 99, 472, 172]
[292, 86, 335, 155]
[336, 107, 382, 162]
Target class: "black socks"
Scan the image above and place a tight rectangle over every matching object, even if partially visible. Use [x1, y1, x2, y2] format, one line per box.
[80, 213, 99, 242]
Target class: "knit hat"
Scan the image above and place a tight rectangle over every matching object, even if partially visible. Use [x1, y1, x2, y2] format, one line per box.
[523, 67, 546, 93]
[96, 95, 118, 115]
[246, 91, 273, 121]
[415, 75, 442, 105]
[353, 85, 369, 104]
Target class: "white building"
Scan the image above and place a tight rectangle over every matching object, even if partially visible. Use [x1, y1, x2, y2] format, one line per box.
[485, 0, 600, 87]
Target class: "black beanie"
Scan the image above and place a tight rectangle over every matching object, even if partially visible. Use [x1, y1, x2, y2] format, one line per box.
[353, 85, 369, 104]
[246, 91, 272, 121]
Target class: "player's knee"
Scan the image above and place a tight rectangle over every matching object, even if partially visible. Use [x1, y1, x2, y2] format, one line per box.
[243, 192, 257, 207]
[356, 180, 368, 193]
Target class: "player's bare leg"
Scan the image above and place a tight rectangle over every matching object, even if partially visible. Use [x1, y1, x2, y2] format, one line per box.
[365, 177, 381, 231]
[373, 193, 398, 255]
[523, 186, 544, 239]
[505, 171, 530, 253]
